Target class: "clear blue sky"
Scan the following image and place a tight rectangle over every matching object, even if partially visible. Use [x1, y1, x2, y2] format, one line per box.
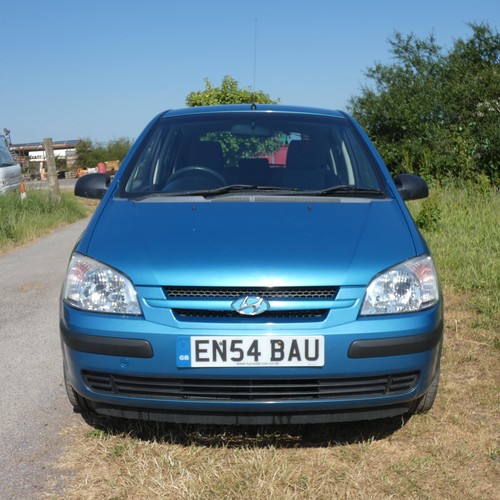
[2, 0, 498, 144]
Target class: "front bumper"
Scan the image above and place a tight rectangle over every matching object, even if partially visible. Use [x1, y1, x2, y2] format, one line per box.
[60, 300, 443, 424]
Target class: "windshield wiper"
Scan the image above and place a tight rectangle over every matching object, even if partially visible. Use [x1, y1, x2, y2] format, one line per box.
[306, 185, 384, 197]
[162, 184, 303, 197]
[205, 184, 303, 196]
[0, 162, 15, 167]
[132, 185, 302, 201]
[133, 184, 383, 200]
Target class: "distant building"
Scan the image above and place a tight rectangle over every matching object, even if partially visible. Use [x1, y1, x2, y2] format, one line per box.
[11, 140, 78, 169]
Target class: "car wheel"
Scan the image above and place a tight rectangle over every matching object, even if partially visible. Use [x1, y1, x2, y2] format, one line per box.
[64, 365, 94, 413]
[414, 365, 440, 413]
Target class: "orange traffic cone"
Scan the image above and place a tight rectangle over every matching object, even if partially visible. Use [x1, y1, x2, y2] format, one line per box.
[20, 180, 26, 201]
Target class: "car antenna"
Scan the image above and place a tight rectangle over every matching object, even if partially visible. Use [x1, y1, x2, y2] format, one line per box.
[251, 18, 258, 111]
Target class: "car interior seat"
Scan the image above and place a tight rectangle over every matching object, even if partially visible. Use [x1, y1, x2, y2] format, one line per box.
[280, 140, 331, 190]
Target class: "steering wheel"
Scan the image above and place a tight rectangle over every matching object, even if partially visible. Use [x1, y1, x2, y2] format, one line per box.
[168, 166, 226, 185]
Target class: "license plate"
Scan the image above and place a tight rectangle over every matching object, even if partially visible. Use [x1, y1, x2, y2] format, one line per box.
[176, 335, 324, 368]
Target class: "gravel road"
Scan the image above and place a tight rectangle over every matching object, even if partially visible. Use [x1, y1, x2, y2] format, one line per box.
[0, 218, 91, 499]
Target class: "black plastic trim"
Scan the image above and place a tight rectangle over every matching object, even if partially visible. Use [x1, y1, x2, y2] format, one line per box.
[91, 401, 416, 424]
[82, 370, 419, 401]
[348, 321, 443, 358]
[60, 320, 153, 358]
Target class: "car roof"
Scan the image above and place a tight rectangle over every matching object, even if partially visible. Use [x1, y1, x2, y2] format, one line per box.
[161, 104, 347, 119]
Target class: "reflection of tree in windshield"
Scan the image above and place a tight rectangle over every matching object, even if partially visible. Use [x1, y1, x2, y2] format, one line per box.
[201, 132, 285, 168]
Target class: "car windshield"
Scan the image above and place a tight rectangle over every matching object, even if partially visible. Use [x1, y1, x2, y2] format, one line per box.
[0, 140, 16, 167]
[120, 112, 384, 198]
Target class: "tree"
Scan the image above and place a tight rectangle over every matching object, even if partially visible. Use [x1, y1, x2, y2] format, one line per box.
[185, 76, 281, 164]
[106, 138, 134, 163]
[186, 75, 278, 106]
[348, 23, 499, 184]
[75, 138, 101, 169]
[76, 137, 133, 169]
[443, 24, 500, 181]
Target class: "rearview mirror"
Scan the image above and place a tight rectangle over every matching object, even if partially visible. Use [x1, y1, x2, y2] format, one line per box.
[231, 124, 272, 137]
[394, 174, 429, 201]
[74, 173, 110, 199]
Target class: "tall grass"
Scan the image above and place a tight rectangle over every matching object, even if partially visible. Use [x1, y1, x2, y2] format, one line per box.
[408, 183, 500, 334]
[0, 190, 91, 253]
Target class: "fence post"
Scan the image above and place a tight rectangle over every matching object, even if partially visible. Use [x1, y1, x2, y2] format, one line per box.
[43, 138, 61, 202]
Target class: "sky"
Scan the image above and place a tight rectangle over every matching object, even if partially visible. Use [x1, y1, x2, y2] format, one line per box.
[1, 0, 498, 144]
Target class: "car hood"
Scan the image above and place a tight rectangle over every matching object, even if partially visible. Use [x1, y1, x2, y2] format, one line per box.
[81, 197, 417, 287]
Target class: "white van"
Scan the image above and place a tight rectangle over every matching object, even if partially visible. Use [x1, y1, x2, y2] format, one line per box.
[0, 137, 21, 194]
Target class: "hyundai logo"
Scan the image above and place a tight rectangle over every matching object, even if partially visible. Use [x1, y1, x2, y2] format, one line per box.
[231, 296, 270, 316]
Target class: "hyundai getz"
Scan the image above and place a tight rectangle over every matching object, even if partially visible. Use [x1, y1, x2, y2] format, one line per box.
[61, 105, 443, 424]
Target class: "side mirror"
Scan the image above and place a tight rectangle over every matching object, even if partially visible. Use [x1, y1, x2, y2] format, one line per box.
[74, 173, 110, 199]
[394, 174, 429, 201]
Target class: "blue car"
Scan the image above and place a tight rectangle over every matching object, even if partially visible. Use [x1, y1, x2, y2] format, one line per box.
[61, 104, 443, 424]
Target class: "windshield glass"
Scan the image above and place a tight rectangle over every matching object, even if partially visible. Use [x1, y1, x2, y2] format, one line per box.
[121, 112, 383, 197]
[0, 139, 16, 167]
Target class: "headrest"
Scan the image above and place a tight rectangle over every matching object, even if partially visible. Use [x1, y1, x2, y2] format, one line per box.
[286, 140, 323, 170]
[188, 141, 224, 169]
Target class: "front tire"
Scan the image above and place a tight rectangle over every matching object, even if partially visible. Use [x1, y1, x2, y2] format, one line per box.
[63, 365, 94, 413]
[414, 366, 440, 413]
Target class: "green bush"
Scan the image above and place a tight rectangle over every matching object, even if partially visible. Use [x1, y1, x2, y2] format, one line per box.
[349, 23, 500, 185]
[415, 195, 441, 231]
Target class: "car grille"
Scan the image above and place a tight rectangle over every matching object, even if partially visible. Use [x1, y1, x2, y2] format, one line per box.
[82, 371, 419, 401]
[164, 286, 338, 323]
[164, 286, 338, 300]
[172, 309, 329, 321]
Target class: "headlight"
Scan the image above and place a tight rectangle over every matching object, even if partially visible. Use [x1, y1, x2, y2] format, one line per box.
[63, 253, 141, 315]
[361, 255, 439, 316]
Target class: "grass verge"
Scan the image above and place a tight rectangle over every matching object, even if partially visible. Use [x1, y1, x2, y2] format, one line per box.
[0, 190, 95, 254]
[48, 185, 498, 499]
